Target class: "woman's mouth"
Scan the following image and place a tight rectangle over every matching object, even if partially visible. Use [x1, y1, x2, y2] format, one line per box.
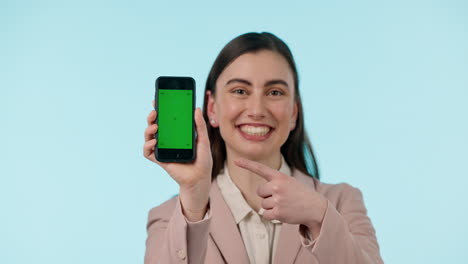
[238, 124, 273, 140]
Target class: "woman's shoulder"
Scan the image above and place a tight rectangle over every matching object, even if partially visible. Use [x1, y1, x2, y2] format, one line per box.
[315, 178, 360, 197]
[293, 169, 364, 207]
[146, 194, 179, 225]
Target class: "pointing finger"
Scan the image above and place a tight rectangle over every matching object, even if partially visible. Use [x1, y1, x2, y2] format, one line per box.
[234, 158, 277, 181]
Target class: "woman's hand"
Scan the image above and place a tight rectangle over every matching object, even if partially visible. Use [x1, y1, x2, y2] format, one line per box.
[234, 158, 327, 237]
[144, 100, 213, 221]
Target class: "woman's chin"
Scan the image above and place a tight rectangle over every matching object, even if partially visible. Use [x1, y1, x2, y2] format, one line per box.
[223, 132, 283, 160]
[230, 147, 278, 161]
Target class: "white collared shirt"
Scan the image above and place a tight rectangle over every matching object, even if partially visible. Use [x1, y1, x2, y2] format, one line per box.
[216, 157, 292, 264]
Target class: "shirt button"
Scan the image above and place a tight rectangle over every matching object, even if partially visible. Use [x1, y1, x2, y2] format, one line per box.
[259, 208, 265, 215]
[256, 233, 266, 239]
[177, 249, 186, 260]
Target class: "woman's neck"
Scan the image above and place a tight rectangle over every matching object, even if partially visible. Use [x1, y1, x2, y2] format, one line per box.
[225, 150, 282, 211]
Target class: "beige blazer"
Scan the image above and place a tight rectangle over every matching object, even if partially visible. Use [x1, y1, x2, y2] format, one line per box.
[144, 170, 384, 264]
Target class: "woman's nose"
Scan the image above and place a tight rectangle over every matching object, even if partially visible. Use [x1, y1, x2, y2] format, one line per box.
[246, 93, 266, 119]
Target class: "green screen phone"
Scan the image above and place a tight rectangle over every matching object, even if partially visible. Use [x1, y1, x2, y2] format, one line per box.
[154, 76, 195, 162]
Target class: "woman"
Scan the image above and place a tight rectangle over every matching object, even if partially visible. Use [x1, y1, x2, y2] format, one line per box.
[143, 32, 383, 264]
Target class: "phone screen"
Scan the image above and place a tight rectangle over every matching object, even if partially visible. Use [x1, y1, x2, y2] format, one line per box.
[155, 76, 195, 162]
[158, 89, 193, 149]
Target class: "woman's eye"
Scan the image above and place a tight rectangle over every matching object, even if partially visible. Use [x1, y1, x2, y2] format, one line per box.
[232, 89, 246, 95]
[269, 90, 284, 96]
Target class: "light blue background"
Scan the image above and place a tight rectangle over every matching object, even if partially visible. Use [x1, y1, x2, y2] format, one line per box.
[2, 0, 467, 263]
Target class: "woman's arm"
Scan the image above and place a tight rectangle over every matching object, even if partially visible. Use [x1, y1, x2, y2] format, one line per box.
[301, 184, 384, 264]
[144, 196, 212, 264]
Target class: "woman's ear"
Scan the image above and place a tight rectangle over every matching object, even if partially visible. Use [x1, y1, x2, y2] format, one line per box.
[290, 101, 298, 131]
[206, 90, 219, 127]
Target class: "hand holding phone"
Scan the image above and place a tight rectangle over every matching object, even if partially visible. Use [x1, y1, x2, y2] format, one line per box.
[143, 77, 213, 220]
[155, 76, 196, 162]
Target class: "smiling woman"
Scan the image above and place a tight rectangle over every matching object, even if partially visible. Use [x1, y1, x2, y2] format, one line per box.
[206, 50, 300, 174]
[143, 32, 384, 264]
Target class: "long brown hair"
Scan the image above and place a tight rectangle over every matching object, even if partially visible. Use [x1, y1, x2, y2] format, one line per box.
[202, 32, 320, 180]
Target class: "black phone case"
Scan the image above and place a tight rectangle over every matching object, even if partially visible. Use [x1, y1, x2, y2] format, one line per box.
[154, 76, 196, 163]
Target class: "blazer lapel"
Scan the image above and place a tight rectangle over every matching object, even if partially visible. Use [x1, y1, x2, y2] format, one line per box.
[209, 170, 316, 264]
[272, 223, 302, 264]
[209, 178, 250, 263]
[273, 170, 317, 264]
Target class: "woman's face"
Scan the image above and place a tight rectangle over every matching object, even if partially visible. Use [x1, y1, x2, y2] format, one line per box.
[207, 50, 298, 161]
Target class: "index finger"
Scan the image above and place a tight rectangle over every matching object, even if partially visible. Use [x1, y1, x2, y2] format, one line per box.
[234, 158, 277, 181]
[147, 110, 156, 126]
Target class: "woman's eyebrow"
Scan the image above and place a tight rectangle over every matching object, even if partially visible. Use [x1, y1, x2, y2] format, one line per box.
[225, 78, 289, 87]
[225, 78, 251, 86]
[265, 79, 289, 87]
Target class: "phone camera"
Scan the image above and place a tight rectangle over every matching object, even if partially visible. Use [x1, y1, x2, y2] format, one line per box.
[170, 80, 180, 89]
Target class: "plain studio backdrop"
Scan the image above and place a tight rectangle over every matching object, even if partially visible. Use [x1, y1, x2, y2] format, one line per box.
[1, 0, 467, 263]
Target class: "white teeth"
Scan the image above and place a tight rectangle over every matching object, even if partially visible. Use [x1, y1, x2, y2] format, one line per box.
[240, 125, 271, 136]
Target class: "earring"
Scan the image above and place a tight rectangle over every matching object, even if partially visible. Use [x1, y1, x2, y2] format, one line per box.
[291, 121, 296, 130]
[210, 119, 216, 124]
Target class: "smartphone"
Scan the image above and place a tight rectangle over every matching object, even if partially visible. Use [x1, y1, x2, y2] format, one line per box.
[154, 76, 196, 162]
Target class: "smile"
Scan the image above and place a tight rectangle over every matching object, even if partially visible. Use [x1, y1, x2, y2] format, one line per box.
[239, 125, 271, 136]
